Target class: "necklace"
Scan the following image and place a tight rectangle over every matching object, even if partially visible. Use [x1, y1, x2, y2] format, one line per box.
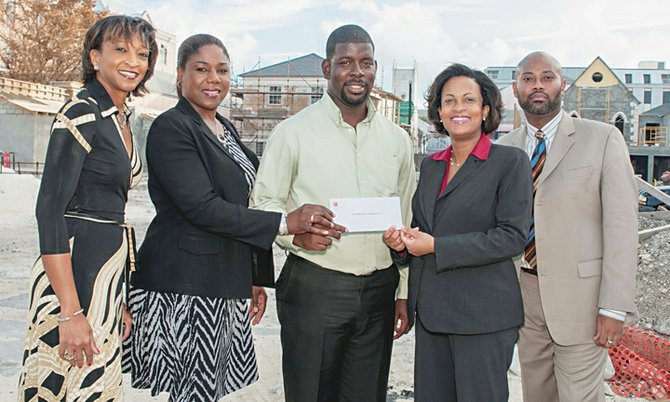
[116, 113, 128, 131]
[206, 119, 225, 140]
[450, 155, 462, 167]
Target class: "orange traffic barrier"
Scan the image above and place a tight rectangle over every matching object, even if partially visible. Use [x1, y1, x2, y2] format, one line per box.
[608, 325, 669, 400]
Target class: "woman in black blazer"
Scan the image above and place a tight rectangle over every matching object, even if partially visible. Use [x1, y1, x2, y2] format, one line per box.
[384, 64, 532, 401]
[123, 34, 343, 401]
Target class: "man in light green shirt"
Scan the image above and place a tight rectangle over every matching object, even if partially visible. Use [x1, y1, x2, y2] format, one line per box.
[251, 25, 415, 402]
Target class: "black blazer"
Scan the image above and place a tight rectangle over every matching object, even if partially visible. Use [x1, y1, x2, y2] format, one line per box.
[405, 143, 532, 334]
[133, 97, 281, 299]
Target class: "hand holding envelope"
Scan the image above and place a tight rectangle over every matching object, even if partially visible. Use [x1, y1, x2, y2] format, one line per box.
[329, 197, 402, 232]
[399, 227, 434, 257]
[286, 203, 348, 238]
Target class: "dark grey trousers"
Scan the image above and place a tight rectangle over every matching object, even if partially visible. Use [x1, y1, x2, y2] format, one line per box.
[414, 315, 518, 402]
[277, 254, 399, 402]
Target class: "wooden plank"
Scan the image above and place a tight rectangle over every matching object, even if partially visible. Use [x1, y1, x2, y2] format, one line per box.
[636, 176, 670, 207]
[639, 224, 670, 241]
[639, 210, 670, 220]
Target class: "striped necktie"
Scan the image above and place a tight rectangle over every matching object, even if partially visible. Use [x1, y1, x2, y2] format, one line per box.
[524, 129, 546, 271]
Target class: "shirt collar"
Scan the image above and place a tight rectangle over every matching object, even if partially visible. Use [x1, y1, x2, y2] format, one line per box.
[321, 92, 377, 127]
[525, 111, 562, 142]
[430, 133, 491, 162]
[85, 78, 131, 119]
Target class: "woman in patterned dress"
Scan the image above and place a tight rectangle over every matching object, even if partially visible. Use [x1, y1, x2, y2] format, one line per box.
[122, 34, 343, 401]
[19, 15, 157, 401]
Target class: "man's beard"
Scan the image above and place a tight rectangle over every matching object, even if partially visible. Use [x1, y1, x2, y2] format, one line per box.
[340, 86, 369, 107]
[519, 92, 562, 116]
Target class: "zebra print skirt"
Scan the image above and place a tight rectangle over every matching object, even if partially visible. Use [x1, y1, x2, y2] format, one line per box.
[121, 287, 259, 401]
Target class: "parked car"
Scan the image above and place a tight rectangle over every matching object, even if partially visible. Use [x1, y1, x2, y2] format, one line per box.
[638, 185, 670, 211]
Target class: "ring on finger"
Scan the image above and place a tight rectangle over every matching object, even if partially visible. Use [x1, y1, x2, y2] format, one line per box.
[606, 339, 614, 345]
[310, 214, 314, 223]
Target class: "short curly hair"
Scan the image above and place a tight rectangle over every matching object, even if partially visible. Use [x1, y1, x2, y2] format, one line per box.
[81, 15, 158, 97]
[426, 63, 503, 136]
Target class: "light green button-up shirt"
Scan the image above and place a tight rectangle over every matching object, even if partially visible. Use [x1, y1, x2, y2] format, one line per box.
[250, 93, 416, 298]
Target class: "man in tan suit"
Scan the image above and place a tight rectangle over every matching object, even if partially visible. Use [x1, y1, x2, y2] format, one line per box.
[497, 51, 638, 402]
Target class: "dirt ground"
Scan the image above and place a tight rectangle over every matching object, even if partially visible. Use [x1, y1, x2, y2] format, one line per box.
[0, 174, 653, 401]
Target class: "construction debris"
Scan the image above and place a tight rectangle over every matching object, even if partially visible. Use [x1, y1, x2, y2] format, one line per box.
[634, 215, 670, 337]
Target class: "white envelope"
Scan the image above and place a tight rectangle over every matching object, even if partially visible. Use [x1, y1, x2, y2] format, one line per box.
[329, 197, 402, 233]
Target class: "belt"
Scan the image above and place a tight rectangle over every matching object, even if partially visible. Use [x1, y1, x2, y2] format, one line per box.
[65, 212, 138, 301]
[520, 267, 537, 276]
[288, 253, 384, 277]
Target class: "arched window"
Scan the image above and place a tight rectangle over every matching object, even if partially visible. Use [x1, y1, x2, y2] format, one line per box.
[614, 114, 625, 135]
[160, 44, 168, 65]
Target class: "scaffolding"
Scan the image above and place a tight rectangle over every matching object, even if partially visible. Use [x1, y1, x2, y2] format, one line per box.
[230, 74, 404, 156]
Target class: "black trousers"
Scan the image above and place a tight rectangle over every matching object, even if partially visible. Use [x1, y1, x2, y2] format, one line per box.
[277, 254, 399, 402]
[414, 315, 518, 402]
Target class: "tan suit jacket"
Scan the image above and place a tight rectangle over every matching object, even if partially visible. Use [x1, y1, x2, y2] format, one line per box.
[497, 111, 638, 345]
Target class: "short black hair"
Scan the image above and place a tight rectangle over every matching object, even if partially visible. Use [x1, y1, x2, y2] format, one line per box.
[82, 15, 158, 97]
[176, 34, 229, 97]
[325, 24, 374, 60]
[426, 63, 503, 136]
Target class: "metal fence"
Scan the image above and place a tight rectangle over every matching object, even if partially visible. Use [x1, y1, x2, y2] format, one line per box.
[0, 161, 44, 175]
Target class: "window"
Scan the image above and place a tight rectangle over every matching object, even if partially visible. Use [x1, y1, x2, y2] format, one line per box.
[644, 90, 652, 104]
[592, 72, 603, 83]
[268, 86, 282, 105]
[614, 114, 625, 135]
[511, 70, 516, 80]
[662, 74, 670, 84]
[663, 91, 670, 104]
[310, 86, 323, 104]
[625, 74, 632, 84]
[487, 70, 499, 80]
[643, 74, 651, 84]
[160, 44, 168, 65]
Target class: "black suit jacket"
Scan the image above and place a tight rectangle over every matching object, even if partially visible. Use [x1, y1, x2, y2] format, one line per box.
[133, 97, 281, 299]
[406, 143, 532, 334]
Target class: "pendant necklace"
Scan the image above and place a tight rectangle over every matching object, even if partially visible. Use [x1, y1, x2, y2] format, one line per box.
[117, 112, 128, 131]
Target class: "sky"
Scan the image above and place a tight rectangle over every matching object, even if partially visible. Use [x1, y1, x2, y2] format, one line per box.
[132, 0, 670, 100]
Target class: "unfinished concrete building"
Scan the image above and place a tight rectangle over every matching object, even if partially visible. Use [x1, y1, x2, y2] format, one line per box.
[231, 53, 405, 157]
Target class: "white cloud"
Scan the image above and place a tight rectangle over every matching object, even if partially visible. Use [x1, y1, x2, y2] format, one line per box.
[138, 0, 670, 98]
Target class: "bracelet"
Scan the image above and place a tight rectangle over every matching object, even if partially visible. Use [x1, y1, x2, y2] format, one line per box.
[57, 308, 84, 323]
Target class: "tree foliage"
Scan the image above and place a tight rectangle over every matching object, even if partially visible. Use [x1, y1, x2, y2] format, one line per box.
[0, 0, 104, 84]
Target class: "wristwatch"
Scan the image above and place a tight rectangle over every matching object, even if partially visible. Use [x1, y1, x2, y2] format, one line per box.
[278, 212, 289, 236]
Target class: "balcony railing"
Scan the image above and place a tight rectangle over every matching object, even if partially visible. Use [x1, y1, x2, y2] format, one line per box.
[639, 126, 668, 147]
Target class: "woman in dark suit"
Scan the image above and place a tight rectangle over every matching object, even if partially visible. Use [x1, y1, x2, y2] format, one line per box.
[384, 64, 532, 401]
[123, 34, 342, 401]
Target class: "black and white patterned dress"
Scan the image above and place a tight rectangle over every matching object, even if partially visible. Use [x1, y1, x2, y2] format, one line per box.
[122, 122, 259, 401]
[19, 79, 141, 402]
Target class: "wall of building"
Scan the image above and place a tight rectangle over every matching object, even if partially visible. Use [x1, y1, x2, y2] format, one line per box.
[232, 76, 326, 154]
[563, 83, 637, 141]
[0, 100, 53, 163]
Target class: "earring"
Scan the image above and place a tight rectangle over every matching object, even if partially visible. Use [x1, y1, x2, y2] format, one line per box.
[177, 81, 182, 88]
[93, 65, 99, 71]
